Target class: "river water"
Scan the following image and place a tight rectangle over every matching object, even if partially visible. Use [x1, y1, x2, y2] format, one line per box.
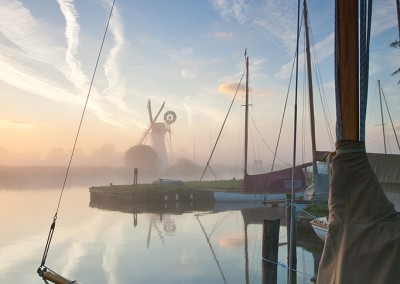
[1, 187, 399, 284]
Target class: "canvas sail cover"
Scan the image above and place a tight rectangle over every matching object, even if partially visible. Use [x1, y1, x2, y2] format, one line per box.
[304, 153, 330, 202]
[367, 153, 400, 184]
[304, 166, 329, 202]
[242, 163, 311, 194]
[317, 141, 400, 283]
[305, 152, 400, 202]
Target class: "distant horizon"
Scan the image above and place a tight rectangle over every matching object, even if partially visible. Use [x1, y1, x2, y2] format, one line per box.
[0, 142, 296, 178]
[1, 0, 398, 172]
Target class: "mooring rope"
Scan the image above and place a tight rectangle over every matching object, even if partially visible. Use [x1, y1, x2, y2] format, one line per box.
[295, 204, 320, 220]
[262, 257, 317, 279]
[38, 0, 116, 272]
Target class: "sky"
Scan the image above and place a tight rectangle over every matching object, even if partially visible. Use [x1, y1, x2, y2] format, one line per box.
[0, 0, 399, 168]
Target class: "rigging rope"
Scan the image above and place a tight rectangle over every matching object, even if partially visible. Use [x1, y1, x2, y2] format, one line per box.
[249, 114, 290, 166]
[268, 46, 298, 176]
[38, 0, 116, 276]
[200, 58, 246, 181]
[359, 0, 373, 141]
[381, 87, 400, 151]
[308, 19, 335, 148]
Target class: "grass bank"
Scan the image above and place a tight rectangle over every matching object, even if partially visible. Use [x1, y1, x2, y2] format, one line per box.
[90, 179, 242, 193]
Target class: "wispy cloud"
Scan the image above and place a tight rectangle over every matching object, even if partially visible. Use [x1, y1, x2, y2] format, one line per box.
[169, 46, 201, 80]
[371, 0, 398, 35]
[102, 1, 128, 112]
[210, 31, 236, 40]
[211, 0, 297, 51]
[0, 119, 34, 129]
[252, 1, 298, 51]
[59, 214, 105, 278]
[0, 0, 132, 128]
[275, 32, 334, 80]
[56, 0, 89, 91]
[101, 219, 126, 284]
[0, 1, 65, 69]
[0, 51, 81, 105]
[211, 0, 249, 24]
[0, 1, 79, 104]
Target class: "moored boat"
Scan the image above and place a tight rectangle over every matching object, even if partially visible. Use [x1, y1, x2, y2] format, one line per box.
[310, 216, 328, 241]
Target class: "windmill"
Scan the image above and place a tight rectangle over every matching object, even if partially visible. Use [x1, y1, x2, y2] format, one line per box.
[137, 100, 177, 166]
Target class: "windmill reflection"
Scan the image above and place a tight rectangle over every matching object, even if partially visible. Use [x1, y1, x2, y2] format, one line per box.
[90, 196, 323, 283]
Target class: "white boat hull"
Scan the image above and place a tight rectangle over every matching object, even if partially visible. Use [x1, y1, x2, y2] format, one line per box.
[310, 216, 328, 241]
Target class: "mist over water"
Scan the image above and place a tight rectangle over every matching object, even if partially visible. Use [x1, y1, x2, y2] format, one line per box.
[0, 187, 326, 283]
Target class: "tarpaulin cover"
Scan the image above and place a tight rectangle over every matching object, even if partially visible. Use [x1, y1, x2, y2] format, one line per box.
[367, 152, 400, 184]
[317, 140, 400, 284]
[305, 152, 400, 203]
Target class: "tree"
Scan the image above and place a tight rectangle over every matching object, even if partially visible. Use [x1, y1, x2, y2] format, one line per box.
[164, 158, 202, 180]
[391, 40, 400, 84]
[124, 145, 159, 176]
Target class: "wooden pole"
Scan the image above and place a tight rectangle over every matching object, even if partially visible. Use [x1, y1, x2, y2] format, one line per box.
[396, 0, 400, 39]
[337, 0, 359, 141]
[41, 270, 78, 284]
[133, 168, 138, 185]
[304, 0, 317, 165]
[244, 53, 249, 176]
[262, 219, 280, 284]
[287, 197, 297, 284]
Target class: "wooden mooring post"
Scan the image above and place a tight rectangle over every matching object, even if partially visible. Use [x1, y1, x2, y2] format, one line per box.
[133, 168, 138, 185]
[262, 219, 280, 284]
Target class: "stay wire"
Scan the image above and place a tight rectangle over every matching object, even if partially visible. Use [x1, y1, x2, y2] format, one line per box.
[268, 14, 304, 177]
[248, 113, 290, 166]
[200, 60, 246, 181]
[39, 0, 116, 268]
[381, 88, 400, 151]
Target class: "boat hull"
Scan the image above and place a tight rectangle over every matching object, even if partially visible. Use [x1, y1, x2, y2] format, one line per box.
[310, 216, 328, 241]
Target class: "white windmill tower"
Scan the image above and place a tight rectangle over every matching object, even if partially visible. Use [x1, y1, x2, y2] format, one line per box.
[137, 100, 177, 168]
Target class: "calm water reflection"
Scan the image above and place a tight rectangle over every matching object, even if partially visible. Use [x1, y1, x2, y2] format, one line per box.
[3, 187, 397, 283]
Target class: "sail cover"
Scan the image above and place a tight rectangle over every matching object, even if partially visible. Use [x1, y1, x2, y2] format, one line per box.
[317, 141, 400, 283]
[317, 0, 400, 282]
[367, 153, 400, 184]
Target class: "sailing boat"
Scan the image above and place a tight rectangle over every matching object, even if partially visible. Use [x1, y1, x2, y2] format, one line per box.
[301, 0, 333, 204]
[315, 1, 400, 283]
[310, 80, 400, 241]
[213, 52, 311, 202]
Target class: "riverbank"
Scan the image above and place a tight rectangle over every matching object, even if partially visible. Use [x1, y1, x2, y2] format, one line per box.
[89, 179, 242, 212]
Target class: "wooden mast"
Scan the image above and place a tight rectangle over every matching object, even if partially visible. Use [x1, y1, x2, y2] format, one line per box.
[244, 51, 249, 176]
[303, 0, 317, 165]
[396, 0, 400, 38]
[337, 0, 359, 140]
